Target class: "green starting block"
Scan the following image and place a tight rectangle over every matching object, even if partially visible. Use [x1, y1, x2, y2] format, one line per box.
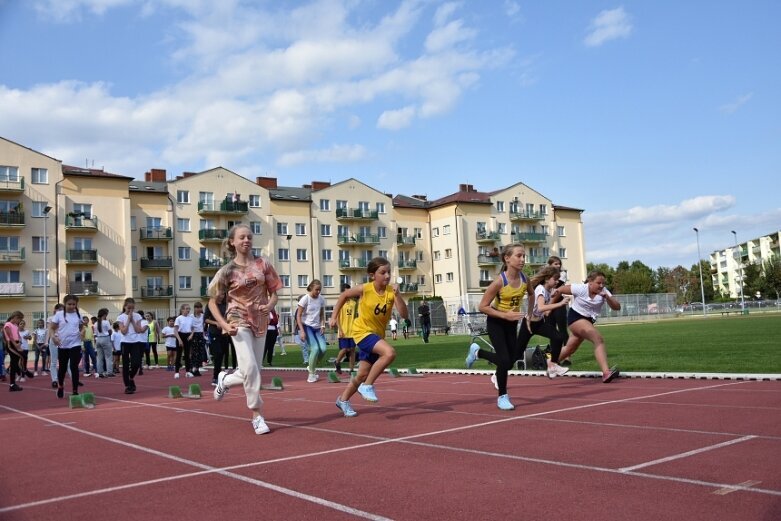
[406, 367, 424, 377]
[388, 367, 400, 378]
[388, 367, 424, 378]
[69, 392, 96, 409]
[262, 376, 284, 391]
[168, 385, 183, 398]
[186, 383, 202, 399]
[328, 371, 341, 383]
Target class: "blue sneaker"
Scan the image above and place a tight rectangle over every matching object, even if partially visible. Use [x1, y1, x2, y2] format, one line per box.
[465, 342, 480, 368]
[357, 383, 378, 402]
[336, 397, 357, 417]
[497, 394, 515, 410]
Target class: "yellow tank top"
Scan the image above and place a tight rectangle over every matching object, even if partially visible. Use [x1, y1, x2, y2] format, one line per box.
[351, 283, 395, 343]
[492, 272, 528, 312]
[338, 298, 358, 338]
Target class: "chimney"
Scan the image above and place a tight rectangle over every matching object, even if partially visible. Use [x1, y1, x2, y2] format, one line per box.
[311, 181, 331, 191]
[412, 194, 427, 201]
[256, 176, 278, 189]
[182, 171, 197, 178]
[145, 169, 167, 182]
[458, 183, 475, 192]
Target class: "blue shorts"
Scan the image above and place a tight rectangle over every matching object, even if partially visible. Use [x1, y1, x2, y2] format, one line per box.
[356, 334, 381, 364]
[568, 308, 596, 326]
[339, 338, 356, 350]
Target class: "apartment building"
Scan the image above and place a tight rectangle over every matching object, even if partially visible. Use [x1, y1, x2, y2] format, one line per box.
[0, 136, 585, 321]
[709, 231, 780, 299]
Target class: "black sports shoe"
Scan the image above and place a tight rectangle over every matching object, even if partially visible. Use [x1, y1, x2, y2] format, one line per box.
[334, 361, 342, 375]
[52, 381, 58, 389]
[602, 367, 620, 383]
[57, 387, 64, 398]
[9, 384, 22, 392]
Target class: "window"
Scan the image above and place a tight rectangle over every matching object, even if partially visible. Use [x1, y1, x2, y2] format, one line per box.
[435, 274, 443, 284]
[200, 219, 215, 230]
[199, 192, 214, 206]
[0, 236, 19, 251]
[432, 227, 439, 237]
[178, 247, 191, 261]
[177, 218, 190, 232]
[177, 190, 190, 204]
[250, 221, 262, 234]
[132, 276, 138, 291]
[378, 226, 387, 239]
[321, 224, 332, 236]
[558, 248, 567, 258]
[278, 248, 290, 261]
[476, 221, 486, 233]
[296, 249, 308, 261]
[146, 216, 162, 228]
[251, 248, 262, 258]
[526, 203, 535, 214]
[498, 222, 507, 234]
[295, 223, 306, 236]
[249, 194, 261, 207]
[336, 200, 348, 210]
[539, 204, 547, 215]
[541, 225, 548, 236]
[358, 201, 370, 212]
[416, 250, 424, 261]
[33, 270, 49, 287]
[376, 202, 386, 214]
[280, 275, 290, 288]
[146, 277, 163, 289]
[417, 275, 426, 286]
[297, 275, 309, 287]
[443, 225, 451, 235]
[322, 249, 332, 262]
[178, 276, 192, 290]
[31, 168, 48, 184]
[73, 271, 92, 283]
[0, 166, 19, 181]
[358, 225, 371, 237]
[496, 201, 505, 213]
[277, 222, 289, 235]
[445, 248, 452, 258]
[32, 236, 49, 253]
[323, 275, 333, 287]
[557, 226, 565, 237]
[130, 216, 136, 231]
[0, 270, 20, 283]
[73, 203, 92, 218]
[32, 201, 50, 218]
[0, 200, 19, 213]
[339, 250, 349, 262]
[337, 225, 349, 238]
[480, 269, 490, 281]
[433, 250, 441, 261]
[415, 227, 422, 239]
[339, 275, 350, 287]
[379, 250, 388, 259]
[320, 199, 330, 211]
[446, 272, 454, 282]
[131, 246, 137, 261]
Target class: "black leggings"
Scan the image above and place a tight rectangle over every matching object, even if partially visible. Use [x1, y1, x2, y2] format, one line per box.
[57, 347, 81, 391]
[210, 333, 229, 380]
[517, 317, 567, 364]
[477, 316, 519, 396]
[549, 306, 569, 359]
[121, 342, 144, 387]
[7, 348, 23, 384]
[264, 329, 278, 366]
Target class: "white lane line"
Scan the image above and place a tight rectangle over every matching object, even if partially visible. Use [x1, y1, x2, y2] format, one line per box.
[619, 435, 757, 472]
[0, 405, 393, 520]
[714, 480, 762, 496]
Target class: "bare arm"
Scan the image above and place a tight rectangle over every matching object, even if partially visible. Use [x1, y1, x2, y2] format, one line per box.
[478, 279, 523, 322]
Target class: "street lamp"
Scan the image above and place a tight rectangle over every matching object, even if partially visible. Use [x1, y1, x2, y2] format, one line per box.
[286, 234, 294, 340]
[731, 230, 746, 310]
[693, 227, 707, 317]
[42, 204, 53, 320]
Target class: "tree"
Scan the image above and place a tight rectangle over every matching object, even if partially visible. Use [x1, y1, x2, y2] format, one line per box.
[585, 262, 615, 287]
[760, 256, 781, 299]
[613, 260, 655, 293]
[742, 261, 763, 300]
[665, 265, 696, 304]
[689, 260, 715, 302]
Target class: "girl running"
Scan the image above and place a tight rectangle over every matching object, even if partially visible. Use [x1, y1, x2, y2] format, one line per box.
[50, 295, 85, 398]
[298, 280, 327, 383]
[466, 244, 533, 410]
[329, 257, 409, 417]
[333, 283, 358, 375]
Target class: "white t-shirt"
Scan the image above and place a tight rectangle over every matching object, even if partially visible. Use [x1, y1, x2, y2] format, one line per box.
[569, 283, 611, 320]
[191, 313, 204, 333]
[118, 312, 147, 343]
[389, 318, 398, 331]
[111, 331, 122, 351]
[19, 329, 30, 351]
[162, 326, 178, 348]
[175, 314, 193, 334]
[94, 319, 112, 337]
[532, 285, 552, 320]
[298, 294, 325, 328]
[52, 311, 83, 349]
[34, 327, 47, 345]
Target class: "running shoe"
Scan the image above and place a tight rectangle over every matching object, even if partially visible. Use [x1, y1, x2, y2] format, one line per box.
[9, 384, 22, 392]
[602, 366, 620, 383]
[252, 416, 270, 435]
[465, 342, 480, 368]
[213, 371, 227, 400]
[57, 386, 63, 398]
[335, 397, 357, 417]
[307, 373, 319, 383]
[357, 383, 378, 402]
[497, 394, 515, 410]
[547, 363, 569, 379]
[490, 373, 498, 390]
[334, 361, 342, 375]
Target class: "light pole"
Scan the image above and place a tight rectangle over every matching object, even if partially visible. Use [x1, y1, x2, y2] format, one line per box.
[287, 234, 294, 340]
[43, 204, 52, 320]
[731, 230, 745, 310]
[693, 227, 707, 317]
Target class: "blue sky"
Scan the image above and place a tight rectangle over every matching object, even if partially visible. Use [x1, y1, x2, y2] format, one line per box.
[1, 0, 779, 270]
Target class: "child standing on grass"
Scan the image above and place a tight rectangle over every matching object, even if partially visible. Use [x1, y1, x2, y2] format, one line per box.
[329, 257, 409, 417]
[208, 224, 282, 435]
[161, 317, 179, 372]
[298, 280, 327, 383]
[50, 295, 85, 398]
[466, 244, 533, 411]
[33, 319, 49, 376]
[333, 283, 358, 375]
[557, 271, 622, 383]
[3, 311, 25, 391]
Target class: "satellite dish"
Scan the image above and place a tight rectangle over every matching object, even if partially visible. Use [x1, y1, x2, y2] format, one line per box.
[396, 277, 404, 284]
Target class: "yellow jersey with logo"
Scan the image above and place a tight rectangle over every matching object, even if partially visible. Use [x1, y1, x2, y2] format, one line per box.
[338, 298, 358, 339]
[492, 272, 528, 312]
[351, 283, 395, 343]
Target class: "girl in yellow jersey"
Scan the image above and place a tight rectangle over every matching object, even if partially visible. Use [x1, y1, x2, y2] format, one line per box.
[329, 257, 409, 417]
[466, 244, 534, 410]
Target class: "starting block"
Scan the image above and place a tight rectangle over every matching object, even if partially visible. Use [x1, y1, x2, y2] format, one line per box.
[168, 385, 183, 398]
[388, 367, 424, 378]
[262, 376, 284, 391]
[327, 371, 341, 383]
[388, 367, 401, 378]
[406, 367, 424, 377]
[69, 392, 96, 409]
[187, 383, 202, 399]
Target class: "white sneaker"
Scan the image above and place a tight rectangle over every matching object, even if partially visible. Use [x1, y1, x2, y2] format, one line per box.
[213, 371, 227, 401]
[174, 373, 180, 379]
[252, 416, 270, 435]
[490, 373, 498, 390]
[94, 373, 100, 378]
[33, 371, 38, 376]
[307, 373, 319, 383]
[185, 372, 194, 378]
[547, 363, 569, 379]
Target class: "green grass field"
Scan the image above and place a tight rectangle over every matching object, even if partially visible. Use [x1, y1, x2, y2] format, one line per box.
[267, 314, 781, 374]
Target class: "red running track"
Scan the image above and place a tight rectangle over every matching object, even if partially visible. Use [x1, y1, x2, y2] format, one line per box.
[1, 368, 779, 520]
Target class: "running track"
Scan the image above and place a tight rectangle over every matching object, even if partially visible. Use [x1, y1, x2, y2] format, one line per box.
[1, 368, 779, 520]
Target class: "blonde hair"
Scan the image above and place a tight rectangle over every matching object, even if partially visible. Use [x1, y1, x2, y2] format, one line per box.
[222, 223, 253, 258]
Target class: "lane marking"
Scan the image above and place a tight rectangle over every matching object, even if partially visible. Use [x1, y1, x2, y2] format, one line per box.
[714, 480, 762, 496]
[619, 435, 756, 472]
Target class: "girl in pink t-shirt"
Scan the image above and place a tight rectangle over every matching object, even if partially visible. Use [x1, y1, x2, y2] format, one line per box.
[3, 310, 25, 391]
[207, 224, 282, 435]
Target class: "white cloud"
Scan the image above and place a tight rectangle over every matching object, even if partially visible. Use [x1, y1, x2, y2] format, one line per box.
[585, 195, 736, 226]
[584, 6, 633, 47]
[719, 92, 753, 114]
[377, 106, 417, 130]
[504, 1, 520, 18]
[277, 144, 367, 167]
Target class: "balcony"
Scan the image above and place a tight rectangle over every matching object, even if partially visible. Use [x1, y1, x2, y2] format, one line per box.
[0, 282, 24, 297]
[139, 227, 173, 241]
[475, 231, 500, 243]
[0, 176, 24, 192]
[0, 211, 24, 227]
[66, 249, 98, 264]
[335, 208, 379, 221]
[398, 259, 417, 270]
[69, 281, 98, 295]
[65, 214, 98, 231]
[479, 279, 492, 288]
[526, 255, 548, 266]
[398, 283, 418, 293]
[509, 210, 545, 222]
[0, 248, 24, 264]
[141, 285, 173, 299]
[339, 259, 368, 271]
[199, 228, 229, 242]
[337, 234, 381, 246]
[200, 284, 209, 298]
[197, 200, 249, 215]
[477, 254, 501, 267]
[140, 256, 173, 270]
[199, 257, 228, 270]
[512, 232, 546, 243]
[397, 235, 416, 247]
